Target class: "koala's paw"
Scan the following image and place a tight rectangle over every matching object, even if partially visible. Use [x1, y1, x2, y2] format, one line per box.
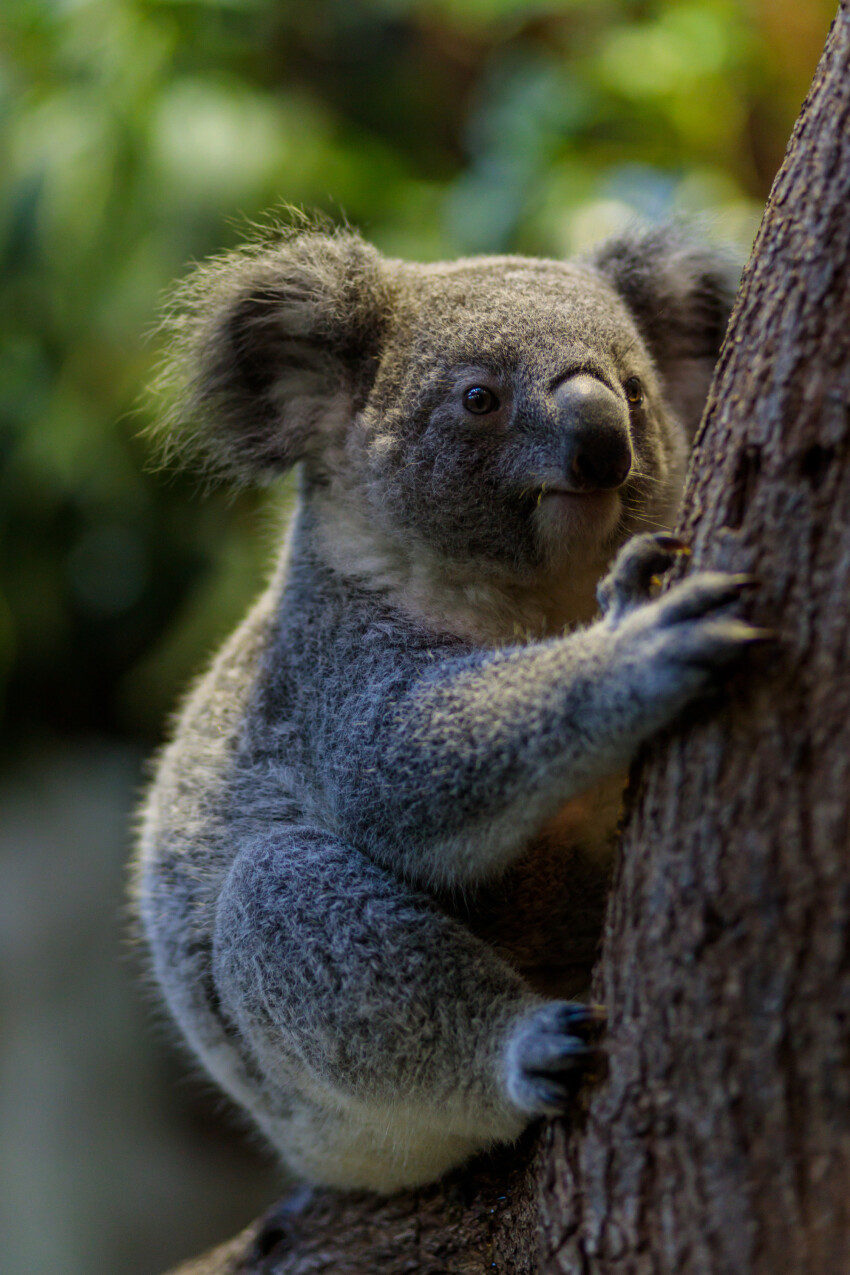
[632, 571, 770, 666]
[504, 1001, 605, 1116]
[597, 531, 691, 619]
[606, 563, 773, 728]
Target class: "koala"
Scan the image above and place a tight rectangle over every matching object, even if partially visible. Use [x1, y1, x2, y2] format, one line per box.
[135, 222, 755, 1194]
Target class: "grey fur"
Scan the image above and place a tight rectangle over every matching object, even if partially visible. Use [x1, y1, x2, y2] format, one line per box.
[135, 224, 749, 1192]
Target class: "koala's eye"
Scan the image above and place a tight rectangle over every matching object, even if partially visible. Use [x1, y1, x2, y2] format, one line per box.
[463, 386, 500, 415]
[624, 377, 644, 406]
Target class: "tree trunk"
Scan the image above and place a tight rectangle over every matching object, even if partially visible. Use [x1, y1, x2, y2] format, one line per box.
[541, 4, 850, 1270]
[166, 6, 850, 1271]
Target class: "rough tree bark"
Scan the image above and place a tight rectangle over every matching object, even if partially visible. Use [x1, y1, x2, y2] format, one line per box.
[167, 7, 850, 1272]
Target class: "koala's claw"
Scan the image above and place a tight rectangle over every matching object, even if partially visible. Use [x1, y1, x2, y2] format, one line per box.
[654, 572, 758, 625]
[671, 618, 775, 671]
[598, 531, 692, 618]
[651, 533, 691, 556]
[504, 1001, 605, 1116]
[556, 1001, 607, 1026]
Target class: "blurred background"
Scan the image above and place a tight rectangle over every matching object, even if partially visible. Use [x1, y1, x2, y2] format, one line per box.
[0, 0, 837, 1271]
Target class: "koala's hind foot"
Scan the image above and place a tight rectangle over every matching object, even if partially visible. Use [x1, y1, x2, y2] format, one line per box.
[504, 1001, 606, 1114]
[208, 826, 593, 1191]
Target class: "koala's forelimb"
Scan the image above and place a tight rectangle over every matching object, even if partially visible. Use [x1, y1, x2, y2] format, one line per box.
[328, 541, 762, 891]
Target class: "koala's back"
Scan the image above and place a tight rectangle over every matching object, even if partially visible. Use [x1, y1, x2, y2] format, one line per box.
[135, 581, 280, 1070]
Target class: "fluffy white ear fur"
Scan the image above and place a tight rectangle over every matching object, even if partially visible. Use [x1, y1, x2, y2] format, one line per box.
[153, 229, 389, 483]
[587, 225, 741, 439]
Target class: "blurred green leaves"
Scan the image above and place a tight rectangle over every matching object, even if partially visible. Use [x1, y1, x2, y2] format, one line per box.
[0, 0, 836, 742]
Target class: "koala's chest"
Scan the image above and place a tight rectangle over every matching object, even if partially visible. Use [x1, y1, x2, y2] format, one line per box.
[460, 773, 626, 998]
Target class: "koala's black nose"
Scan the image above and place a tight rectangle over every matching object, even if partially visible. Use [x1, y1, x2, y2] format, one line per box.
[554, 374, 633, 492]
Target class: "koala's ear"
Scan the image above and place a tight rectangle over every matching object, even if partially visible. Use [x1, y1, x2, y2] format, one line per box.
[587, 225, 741, 439]
[155, 229, 392, 481]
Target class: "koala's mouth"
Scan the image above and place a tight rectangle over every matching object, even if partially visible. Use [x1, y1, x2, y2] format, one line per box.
[533, 482, 623, 550]
[536, 482, 622, 503]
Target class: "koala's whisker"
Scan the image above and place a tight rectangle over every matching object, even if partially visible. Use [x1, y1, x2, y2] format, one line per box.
[619, 496, 658, 520]
[625, 513, 667, 530]
[626, 467, 666, 487]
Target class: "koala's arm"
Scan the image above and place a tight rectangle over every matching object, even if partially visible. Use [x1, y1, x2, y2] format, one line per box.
[325, 537, 762, 889]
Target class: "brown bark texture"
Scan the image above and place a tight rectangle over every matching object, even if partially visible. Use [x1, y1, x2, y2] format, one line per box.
[546, 4, 850, 1271]
[166, 6, 850, 1272]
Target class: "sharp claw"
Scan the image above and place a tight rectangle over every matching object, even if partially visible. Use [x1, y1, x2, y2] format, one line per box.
[527, 1039, 608, 1077]
[526, 1045, 606, 1076]
[535, 1082, 571, 1108]
[572, 1003, 607, 1024]
[652, 534, 691, 555]
[742, 626, 777, 643]
[528, 1044, 592, 1070]
[559, 1002, 607, 1026]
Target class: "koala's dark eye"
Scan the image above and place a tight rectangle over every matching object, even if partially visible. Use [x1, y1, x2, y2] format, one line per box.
[463, 386, 499, 415]
[624, 377, 644, 406]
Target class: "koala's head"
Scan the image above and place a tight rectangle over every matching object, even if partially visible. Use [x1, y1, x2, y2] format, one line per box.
[159, 224, 737, 628]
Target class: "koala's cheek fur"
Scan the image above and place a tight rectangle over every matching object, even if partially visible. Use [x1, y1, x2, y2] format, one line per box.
[136, 223, 739, 1191]
[380, 427, 545, 572]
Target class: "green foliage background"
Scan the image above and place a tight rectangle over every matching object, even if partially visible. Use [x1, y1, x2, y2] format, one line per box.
[0, 9, 839, 1270]
[0, 0, 835, 747]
